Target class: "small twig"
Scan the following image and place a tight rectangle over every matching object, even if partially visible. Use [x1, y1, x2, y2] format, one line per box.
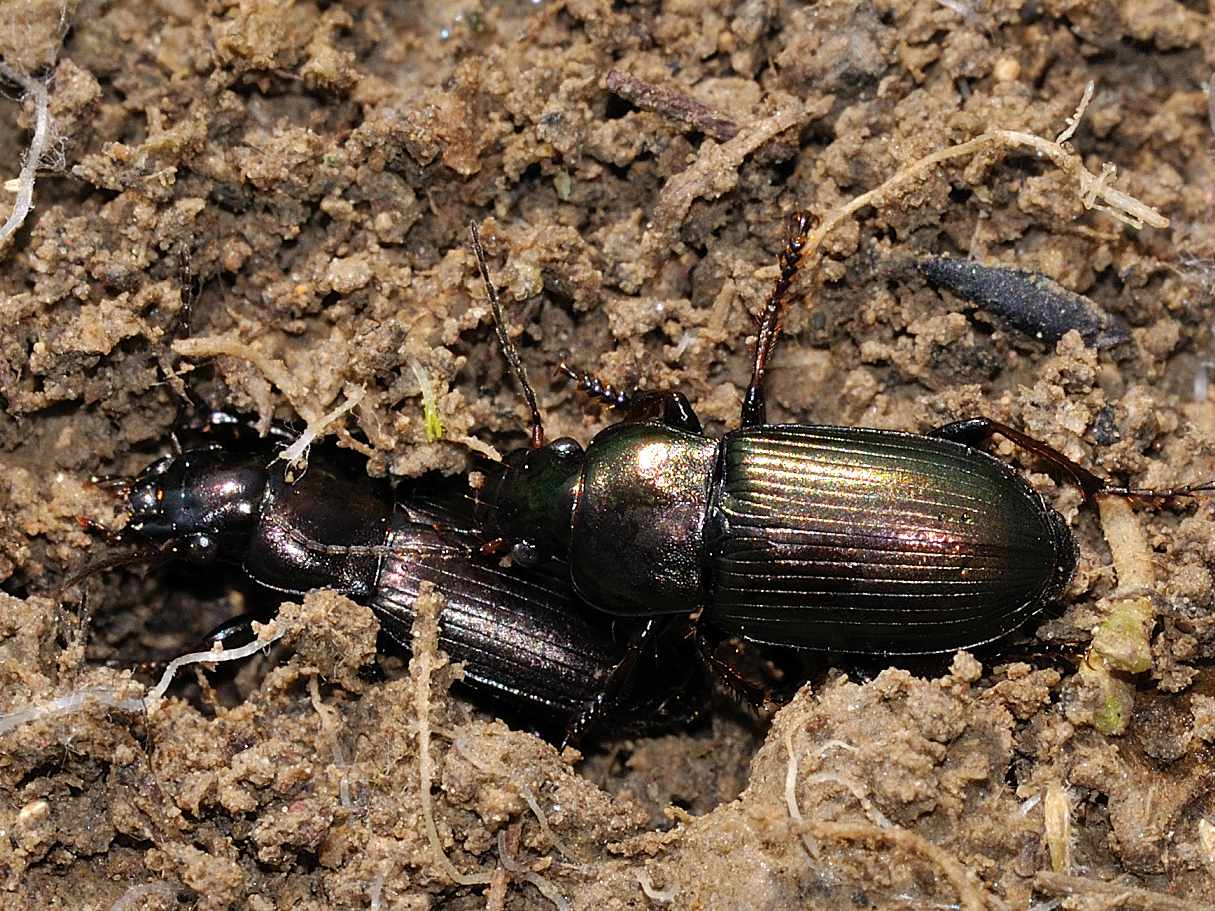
[606, 69, 739, 142]
[0, 60, 53, 248]
[650, 100, 819, 246]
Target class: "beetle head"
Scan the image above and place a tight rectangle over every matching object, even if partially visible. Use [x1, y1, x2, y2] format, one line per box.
[479, 437, 583, 566]
[126, 446, 266, 563]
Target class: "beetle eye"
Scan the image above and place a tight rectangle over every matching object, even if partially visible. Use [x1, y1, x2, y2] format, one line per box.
[510, 539, 541, 567]
[549, 437, 582, 458]
[182, 533, 220, 564]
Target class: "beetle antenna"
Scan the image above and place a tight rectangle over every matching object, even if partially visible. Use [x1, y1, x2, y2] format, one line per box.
[469, 222, 546, 449]
[740, 212, 814, 429]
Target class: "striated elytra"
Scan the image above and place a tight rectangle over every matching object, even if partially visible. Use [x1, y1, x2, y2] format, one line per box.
[473, 212, 1090, 712]
[482, 420, 1076, 657]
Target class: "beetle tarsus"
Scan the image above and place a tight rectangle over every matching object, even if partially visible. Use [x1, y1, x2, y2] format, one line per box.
[740, 211, 814, 429]
[557, 360, 632, 409]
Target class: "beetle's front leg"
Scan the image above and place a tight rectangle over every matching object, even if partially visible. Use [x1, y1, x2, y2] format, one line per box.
[558, 359, 703, 434]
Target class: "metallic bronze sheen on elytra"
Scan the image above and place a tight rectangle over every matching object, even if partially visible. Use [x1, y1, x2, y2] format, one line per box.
[706, 425, 1077, 654]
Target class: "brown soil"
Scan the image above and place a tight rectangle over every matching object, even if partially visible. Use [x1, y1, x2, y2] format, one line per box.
[2, 1, 1215, 908]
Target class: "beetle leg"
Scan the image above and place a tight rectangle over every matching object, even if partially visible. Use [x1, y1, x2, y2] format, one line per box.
[694, 627, 774, 715]
[928, 417, 1215, 501]
[929, 417, 1107, 497]
[625, 391, 704, 434]
[561, 617, 665, 750]
[740, 212, 813, 429]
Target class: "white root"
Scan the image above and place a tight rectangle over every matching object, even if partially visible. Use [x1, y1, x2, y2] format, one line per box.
[1055, 80, 1094, 145]
[805, 82, 1166, 271]
[412, 585, 493, 888]
[1, 620, 290, 735]
[636, 870, 677, 905]
[308, 674, 354, 811]
[109, 881, 177, 911]
[452, 731, 578, 862]
[496, 830, 570, 911]
[274, 385, 365, 471]
[0, 685, 144, 735]
[144, 620, 289, 712]
[0, 61, 54, 249]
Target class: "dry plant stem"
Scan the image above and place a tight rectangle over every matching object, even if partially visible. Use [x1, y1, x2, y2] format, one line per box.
[411, 584, 493, 888]
[798, 820, 1003, 911]
[651, 101, 816, 243]
[605, 69, 739, 141]
[1043, 781, 1072, 873]
[1091, 496, 1156, 674]
[0, 60, 52, 248]
[803, 128, 1168, 268]
[1033, 872, 1211, 911]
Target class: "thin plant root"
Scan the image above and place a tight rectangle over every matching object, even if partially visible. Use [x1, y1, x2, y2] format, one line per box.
[145, 619, 289, 712]
[1033, 871, 1211, 911]
[452, 731, 578, 862]
[109, 881, 177, 911]
[803, 86, 1167, 271]
[0, 684, 144, 735]
[308, 674, 354, 811]
[411, 583, 494, 888]
[173, 334, 362, 469]
[635, 869, 676, 905]
[496, 829, 570, 911]
[275, 385, 366, 471]
[0, 60, 54, 250]
[797, 820, 1003, 911]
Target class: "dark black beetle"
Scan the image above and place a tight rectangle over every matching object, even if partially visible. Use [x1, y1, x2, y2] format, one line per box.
[109, 434, 707, 741]
[469, 217, 1209, 665]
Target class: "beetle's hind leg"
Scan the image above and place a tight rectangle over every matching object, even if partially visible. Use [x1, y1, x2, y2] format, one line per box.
[929, 416, 1215, 501]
